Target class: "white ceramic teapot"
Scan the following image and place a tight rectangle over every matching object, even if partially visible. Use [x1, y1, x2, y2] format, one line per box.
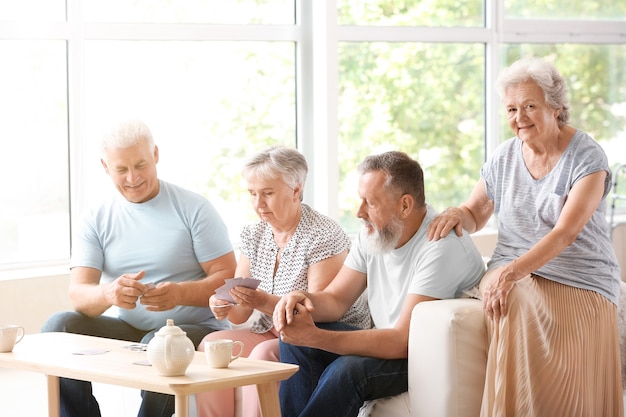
[147, 319, 195, 376]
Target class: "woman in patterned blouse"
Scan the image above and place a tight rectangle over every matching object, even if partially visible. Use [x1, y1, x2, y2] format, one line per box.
[196, 145, 371, 417]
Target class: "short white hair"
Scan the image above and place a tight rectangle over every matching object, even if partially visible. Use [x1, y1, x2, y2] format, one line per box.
[496, 56, 570, 126]
[101, 119, 155, 158]
[242, 146, 308, 202]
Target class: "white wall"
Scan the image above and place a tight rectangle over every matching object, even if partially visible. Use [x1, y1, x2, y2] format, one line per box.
[0, 273, 71, 334]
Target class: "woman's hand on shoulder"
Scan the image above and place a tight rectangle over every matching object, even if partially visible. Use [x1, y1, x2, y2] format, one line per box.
[427, 207, 465, 241]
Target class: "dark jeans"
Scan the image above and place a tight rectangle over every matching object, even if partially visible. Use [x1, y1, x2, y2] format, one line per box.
[279, 322, 408, 417]
[41, 312, 216, 417]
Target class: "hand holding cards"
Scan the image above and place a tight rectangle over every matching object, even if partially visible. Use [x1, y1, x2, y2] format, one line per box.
[214, 277, 261, 304]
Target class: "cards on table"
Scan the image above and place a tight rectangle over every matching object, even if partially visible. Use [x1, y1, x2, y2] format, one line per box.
[72, 349, 110, 355]
[214, 277, 261, 304]
[122, 343, 148, 351]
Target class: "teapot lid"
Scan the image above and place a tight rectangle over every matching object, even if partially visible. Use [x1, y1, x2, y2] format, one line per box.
[156, 319, 187, 336]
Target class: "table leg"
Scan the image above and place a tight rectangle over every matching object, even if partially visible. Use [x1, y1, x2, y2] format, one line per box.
[46, 374, 60, 417]
[175, 393, 189, 417]
[256, 381, 281, 417]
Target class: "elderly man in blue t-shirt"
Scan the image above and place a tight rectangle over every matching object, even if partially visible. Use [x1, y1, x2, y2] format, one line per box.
[42, 119, 236, 417]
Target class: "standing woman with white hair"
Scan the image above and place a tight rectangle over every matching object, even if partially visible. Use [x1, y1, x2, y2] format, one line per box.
[196, 145, 371, 417]
[428, 56, 623, 416]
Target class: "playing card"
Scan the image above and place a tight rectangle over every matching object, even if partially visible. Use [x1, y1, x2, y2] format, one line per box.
[122, 343, 148, 351]
[72, 349, 110, 355]
[214, 277, 261, 303]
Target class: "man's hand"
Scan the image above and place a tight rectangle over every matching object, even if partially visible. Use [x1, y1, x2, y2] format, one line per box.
[105, 271, 149, 310]
[140, 281, 181, 311]
[273, 291, 315, 332]
[278, 302, 319, 347]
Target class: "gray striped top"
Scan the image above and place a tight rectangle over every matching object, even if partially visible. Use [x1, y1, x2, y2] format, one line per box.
[483, 130, 621, 305]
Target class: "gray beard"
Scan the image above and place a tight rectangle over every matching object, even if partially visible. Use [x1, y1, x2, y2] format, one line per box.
[360, 217, 403, 255]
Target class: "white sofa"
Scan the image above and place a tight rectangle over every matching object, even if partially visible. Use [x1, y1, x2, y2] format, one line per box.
[363, 298, 486, 417]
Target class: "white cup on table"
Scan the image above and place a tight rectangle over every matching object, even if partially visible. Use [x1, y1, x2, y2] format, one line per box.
[204, 339, 244, 368]
[0, 324, 25, 352]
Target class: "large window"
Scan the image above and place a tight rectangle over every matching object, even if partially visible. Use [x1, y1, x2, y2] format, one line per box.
[81, 40, 296, 242]
[1, 0, 625, 270]
[337, 43, 485, 232]
[0, 40, 69, 266]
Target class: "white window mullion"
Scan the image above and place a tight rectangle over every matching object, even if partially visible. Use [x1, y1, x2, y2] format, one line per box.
[81, 23, 298, 41]
[66, 0, 87, 232]
[298, 0, 340, 219]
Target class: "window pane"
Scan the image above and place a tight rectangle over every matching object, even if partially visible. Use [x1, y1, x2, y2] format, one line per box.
[0, 0, 65, 21]
[0, 41, 69, 265]
[338, 0, 484, 27]
[83, 0, 295, 24]
[501, 45, 626, 169]
[338, 42, 485, 233]
[82, 41, 296, 242]
[504, 0, 626, 20]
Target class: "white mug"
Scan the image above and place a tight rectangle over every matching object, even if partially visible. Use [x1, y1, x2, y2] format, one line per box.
[204, 339, 244, 368]
[0, 324, 25, 352]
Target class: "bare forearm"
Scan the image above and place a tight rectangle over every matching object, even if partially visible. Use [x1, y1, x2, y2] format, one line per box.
[69, 283, 112, 317]
[225, 293, 280, 324]
[305, 327, 408, 359]
[304, 292, 349, 323]
[177, 274, 230, 307]
[256, 293, 281, 316]
[456, 205, 484, 233]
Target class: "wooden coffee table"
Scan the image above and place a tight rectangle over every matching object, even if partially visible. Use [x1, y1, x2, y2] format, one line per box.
[0, 332, 298, 417]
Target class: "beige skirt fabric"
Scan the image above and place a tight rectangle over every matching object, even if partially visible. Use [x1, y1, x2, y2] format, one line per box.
[480, 273, 624, 417]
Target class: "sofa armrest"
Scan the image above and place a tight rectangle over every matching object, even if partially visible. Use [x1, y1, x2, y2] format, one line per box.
[408, 298, 487, 417]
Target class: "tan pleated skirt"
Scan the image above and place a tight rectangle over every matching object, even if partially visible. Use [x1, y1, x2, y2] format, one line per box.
[480, 273, 624, 417]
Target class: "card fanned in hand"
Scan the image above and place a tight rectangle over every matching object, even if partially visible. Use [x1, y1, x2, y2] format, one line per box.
[214, 277, 261, 303]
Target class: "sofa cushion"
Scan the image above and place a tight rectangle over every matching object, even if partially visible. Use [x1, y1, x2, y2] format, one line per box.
[409, 298, 487, 417]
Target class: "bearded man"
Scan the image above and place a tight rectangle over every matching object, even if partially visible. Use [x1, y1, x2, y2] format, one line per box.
[273, 151, 486, 417]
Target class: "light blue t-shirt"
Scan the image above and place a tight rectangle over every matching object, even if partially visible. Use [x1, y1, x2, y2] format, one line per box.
[482, 130, 621, 305]
[71, 180, 233, 331]
[344, 205, 486, 329]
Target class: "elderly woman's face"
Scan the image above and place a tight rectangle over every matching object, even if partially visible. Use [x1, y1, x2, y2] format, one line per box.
[246, 175, 300, 225]
[503, 81, 561, 143]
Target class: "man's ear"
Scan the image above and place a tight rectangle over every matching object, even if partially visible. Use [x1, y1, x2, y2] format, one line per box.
[101, 158, 109, 173]
[400, 194, 414, 218]
[154, 145, 160, 164]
